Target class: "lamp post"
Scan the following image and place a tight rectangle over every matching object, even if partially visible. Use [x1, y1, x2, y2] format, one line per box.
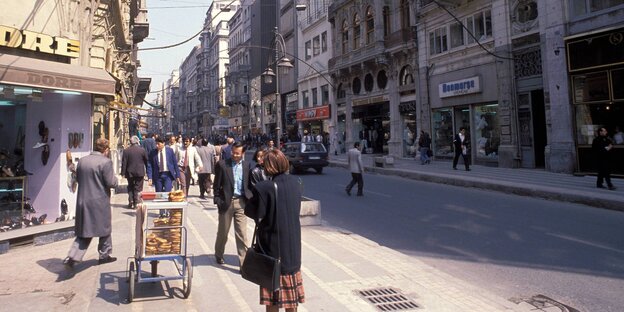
[262, 27, 293, 148]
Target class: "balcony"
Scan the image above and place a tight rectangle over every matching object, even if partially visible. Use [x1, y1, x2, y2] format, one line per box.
[384, 27, 416, 50]
[132, 8, 149, 43]
[328, 42, 386, 72]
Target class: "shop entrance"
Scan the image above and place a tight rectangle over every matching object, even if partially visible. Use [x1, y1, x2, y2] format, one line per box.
[352, 103, 390, 154]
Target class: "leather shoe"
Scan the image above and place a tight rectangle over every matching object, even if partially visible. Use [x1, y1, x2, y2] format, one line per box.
[199, 195, 205, 199]
[98, 256, 117, 265]
[215, 256, 225, 265]
[63, 257, 75, 268]
[356, 193, 363, 196]
[597, 185, 606, 189]
[608, 186, 617, 190]
[466, 168, 471, 171]
[345, 189, 351, 196]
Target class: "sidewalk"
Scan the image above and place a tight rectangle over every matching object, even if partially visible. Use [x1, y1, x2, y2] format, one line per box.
[328, 153, 624, 211]
[0, 187, 543, 312]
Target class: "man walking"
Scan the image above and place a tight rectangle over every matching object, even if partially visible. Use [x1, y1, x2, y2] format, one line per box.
[221, 136, 234, 161]
[213, 141, 252, 266]
[121, 135, 147, 209]
[592, 127, 616, 190]
[196, 138, 216, 198]
[452, 127, 471, 171]
[63, 138, 118, 268]
[177, 137, 203, 197]
[345, 142, 364, 196]
[146, 137, 180, 192]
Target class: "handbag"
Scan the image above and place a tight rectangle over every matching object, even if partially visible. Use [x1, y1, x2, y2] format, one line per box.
[241, 182, 281, 291]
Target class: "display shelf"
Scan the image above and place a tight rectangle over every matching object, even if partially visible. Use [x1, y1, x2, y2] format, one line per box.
[0, 177, 26, 229]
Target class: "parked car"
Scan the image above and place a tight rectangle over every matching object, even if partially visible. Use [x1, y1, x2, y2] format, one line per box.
[283, 142, 329, 174]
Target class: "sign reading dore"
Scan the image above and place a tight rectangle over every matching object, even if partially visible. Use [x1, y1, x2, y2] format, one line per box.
[0, 25, 80, 58]
[439, 76, 481, 98]
[296, 105, 330, 121]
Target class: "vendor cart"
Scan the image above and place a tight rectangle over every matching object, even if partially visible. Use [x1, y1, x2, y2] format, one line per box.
[127, 192, 192, 302]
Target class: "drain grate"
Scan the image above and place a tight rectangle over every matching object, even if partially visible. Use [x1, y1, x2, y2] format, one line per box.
[356, 287, 419, 311]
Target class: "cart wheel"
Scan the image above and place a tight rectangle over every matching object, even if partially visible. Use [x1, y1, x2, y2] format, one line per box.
[128, 261, 136, 303]
[183, 257, 192, 299]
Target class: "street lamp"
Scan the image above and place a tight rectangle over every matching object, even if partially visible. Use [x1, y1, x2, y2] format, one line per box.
[262, 27, 293, 148]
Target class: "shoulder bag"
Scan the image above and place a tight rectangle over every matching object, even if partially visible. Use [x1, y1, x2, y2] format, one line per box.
[241, 182, 281, 291]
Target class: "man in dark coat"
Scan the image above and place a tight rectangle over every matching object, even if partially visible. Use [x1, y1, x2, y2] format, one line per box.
[121, 135, 147, 209]
[213, 141, 252, 266]
[452, 127, 471, 171]
[63, 138, 118, 268]
[142, 133, 156, 155]
[146, 137, 180, 192]
[592, 127, 616, 190]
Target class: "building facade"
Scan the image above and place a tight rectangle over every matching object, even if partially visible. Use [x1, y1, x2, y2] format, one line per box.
[0, 0, 149, 227]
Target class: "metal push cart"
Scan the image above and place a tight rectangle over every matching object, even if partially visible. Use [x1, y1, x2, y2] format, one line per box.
[127, 193, 192, 302]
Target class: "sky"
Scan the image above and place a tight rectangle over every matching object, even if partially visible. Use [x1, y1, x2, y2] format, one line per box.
[138, 0, 211, 104]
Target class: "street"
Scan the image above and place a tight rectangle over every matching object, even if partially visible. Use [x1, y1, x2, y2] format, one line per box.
[299, 166, 624, 312]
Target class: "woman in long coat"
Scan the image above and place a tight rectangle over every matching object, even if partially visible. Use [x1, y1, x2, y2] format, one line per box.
[245, 149, 305, 312]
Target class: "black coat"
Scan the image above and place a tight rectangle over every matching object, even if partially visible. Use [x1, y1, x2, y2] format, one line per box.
[245, 173, 302, 274]
[121, 144, 147, 178]
[212, 158, 252, 214]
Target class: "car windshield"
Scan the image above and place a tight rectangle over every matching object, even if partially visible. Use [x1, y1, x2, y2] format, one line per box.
[300, 143, 326, 153]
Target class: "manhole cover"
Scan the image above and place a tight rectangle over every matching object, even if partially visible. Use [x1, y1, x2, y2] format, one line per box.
[356, 287, 419, 311]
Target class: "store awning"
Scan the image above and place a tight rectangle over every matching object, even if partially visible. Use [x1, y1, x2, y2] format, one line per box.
[0, 54, 116, 95]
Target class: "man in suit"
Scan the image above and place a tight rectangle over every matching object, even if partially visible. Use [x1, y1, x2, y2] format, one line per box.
[196, 138, 216, 198]
[63, 138, 118, 268]
[177, 136, 203, 197]
[142, 133, 156, 155]
[453, 127, 471, 171]
[146, 136, 181, 192]
[345, 141, 364, 196]
[121, 135, 147, 209]
[213, 141, 252, 266]
[220, 136, 234, 161]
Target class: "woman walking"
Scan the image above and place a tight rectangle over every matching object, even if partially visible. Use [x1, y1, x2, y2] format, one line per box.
[245, 149, 305, 312]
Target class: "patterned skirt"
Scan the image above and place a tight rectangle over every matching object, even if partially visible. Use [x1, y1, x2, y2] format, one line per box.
[260, 270, 305, 308]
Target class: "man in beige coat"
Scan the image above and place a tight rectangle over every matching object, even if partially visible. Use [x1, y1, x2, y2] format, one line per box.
[177, 136, 203, 197]
[345, 141, 364, 196]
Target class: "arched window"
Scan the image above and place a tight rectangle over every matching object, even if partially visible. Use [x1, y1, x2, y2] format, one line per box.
[353, 14, 361, 50]
[352, 77, 362, 95]
[364, 73, 374, 92]
[399, 65, 414, 86]
[366, 6, 375, 44]
[377, 70, 388, 89]
[342, 20, 349, 54]
[400, 0, 411, 30]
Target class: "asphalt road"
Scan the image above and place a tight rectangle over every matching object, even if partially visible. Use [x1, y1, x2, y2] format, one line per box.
[296, 166, 624, 312]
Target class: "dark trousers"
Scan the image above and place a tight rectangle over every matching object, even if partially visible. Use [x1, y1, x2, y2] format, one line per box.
[126, 177, 144, 207]
[453, 150, 470, 170]
[67, 235, 112, 261]
[596, 163, 613, 187]
[346, 172, 364, 195]
[155, 171, 173, 192]
[198, 173, 212, 196]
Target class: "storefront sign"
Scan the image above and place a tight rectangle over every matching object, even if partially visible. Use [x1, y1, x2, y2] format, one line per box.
[296, 105, 330, 121]
[352, 95, 389, 107]
[439, 76, 481, 98]
[0, 25, 80, 58]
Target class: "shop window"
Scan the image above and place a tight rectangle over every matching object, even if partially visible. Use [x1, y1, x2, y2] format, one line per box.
[353, 14, 361, 50]
[432, 109, 454, 157]
[575, 103, 624, 145]
[429, 27, 448, 55]
[313, 36, 320, 56]
[366, 6, 375, 45]
[321, 31, 327, 52]
[377, 70, 388, 89]
[474, 104, 500, 160]
[572, 72, 610, 103]
[612, 68, 624, 100]
[364, 74, 374, 92]
[352, 77, 362, 95]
